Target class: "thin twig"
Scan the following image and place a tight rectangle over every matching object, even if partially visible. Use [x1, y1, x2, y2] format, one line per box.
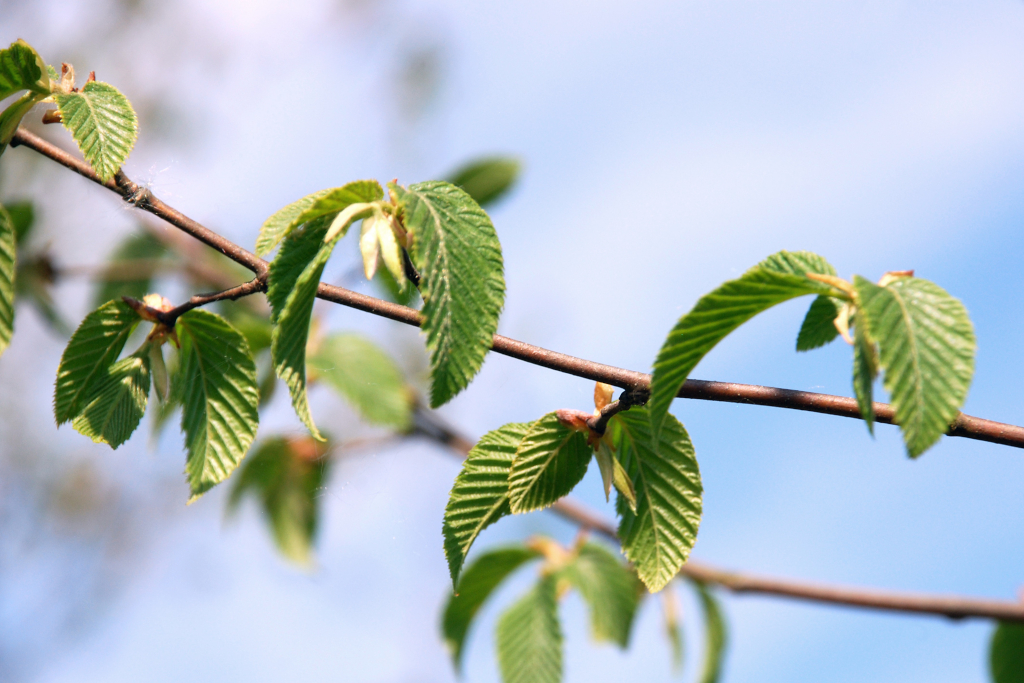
[11, 126, 1024, 451]
[156, 277, 267, 325]
[587, 387, 650, 435]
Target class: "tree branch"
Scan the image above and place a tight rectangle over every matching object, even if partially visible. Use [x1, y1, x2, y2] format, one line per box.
[12, 126, 1024, 450]
[411, 407, 1024, 623]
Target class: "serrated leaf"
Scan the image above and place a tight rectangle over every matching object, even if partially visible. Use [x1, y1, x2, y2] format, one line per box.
[853, 276, 976, 457]
[0, 40, 50, 101]
[0, 91, 45, 156]
[990, 621, 1024, 683]
[558, 543, 641, 648]
[308, 332, 413, 430]
[496, 576, 562, 683]
[796, 295, 841, 351]
[227, 436, 331, 565]
[93, 230, 169, 307]
[0, 206, 14, 357]
[693, 582, 727, 683]
[54, 81, 138, 182]
[71, 350, 150, 448]
[255, 180, 383, 256]
[508, 412, 592, 514]
[443, 422, 531, 586]
[177, 309, 259, 500]
[612, 408, 702, 592]
[649, 251, 838, 436]
[447, 156, 521, 207]
[442, 545, 541, 673]
[852, 311, 878, 433]
[268, 219, 347, 440]
[54, 300, 141, 424]
[391, 181, 506, 408]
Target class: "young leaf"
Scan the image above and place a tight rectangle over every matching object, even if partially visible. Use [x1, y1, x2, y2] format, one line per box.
[853, 276, 976, 457]
[558, 543, 642, 648]
[0, 39, 51, 101]
[71, 350, 150, 448]
[93, 230, 168, 307]
[177, 309, 259, 500]
[447, 156, 521, 208]
[266, 216, 332, 323]
[227, 436, 332, 565]
[443, 422, 531, 586]
[54, 81, 138, 182]
[852, 312, 878, 432]
[0, 91, 45, 156]
[990, 621, 1024, 683]
[254, 180, 383, 257]
[0, 206, 15, 357]
[391, 181, 506, 408]
[693, 582, 727, 683]
[307, 333, 413, 430]
[54, 300, 141, 424]
[613, 408, 702, 592]
[507, 412, 592, 514]
[441, 546, 541, 673]
[649, 251, 839, 436]
[796, 295, 841, 351]
[496, 576, 562, 683]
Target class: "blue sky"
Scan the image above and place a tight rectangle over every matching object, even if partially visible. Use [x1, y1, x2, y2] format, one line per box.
[2, 1, 1024, 681]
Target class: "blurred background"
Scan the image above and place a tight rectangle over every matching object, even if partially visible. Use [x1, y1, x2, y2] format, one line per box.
[2, 0, 1024, 681]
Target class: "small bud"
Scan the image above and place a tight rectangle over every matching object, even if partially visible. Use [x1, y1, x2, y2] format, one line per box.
[593, 382, 614, 414]
[555, 408, 592, 433]
[323, 202, 374, 243]
[878, 270, 914, 288]
[149, 343, 169, 402]
[376, 213, 407, 291]
[359, 213, 380, 280]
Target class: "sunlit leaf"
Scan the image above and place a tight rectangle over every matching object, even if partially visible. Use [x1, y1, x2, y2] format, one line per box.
[71, 350, 150, 448]
[0, 39, 50, 101]
[558, 543, 641, 647]
[447, 156, 521, 207]
[0, 91, 45, 157]
[852, 311, 878, 432]
[796, 294, 841, 351]
[507, 412, 591, 514]
[54, 81, 138, 182]
[496, 576, 562, 683]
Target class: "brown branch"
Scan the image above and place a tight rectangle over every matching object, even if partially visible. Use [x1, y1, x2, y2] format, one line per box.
[155, 277, 266, 325]
[11, 126, 1024, 451]
[411, 407, 1024, 623]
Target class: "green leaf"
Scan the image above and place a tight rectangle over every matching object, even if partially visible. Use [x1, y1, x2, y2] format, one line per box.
[177, 309, 260, 501]
[0, 40, 49, 100]
[375, 263, 419, 307]
[662, 588, 685, 673]
[4, 201, 35, 245]
[255, 180, 383, 257]
[990, 621, 1024, 683]
[693, 582, 727, 683]
[391, 181, 506, 408]
[308, 333, 413, 430]
[71, 350, 150, 448]
[853, 276, 976, 457]
[268, 219, 347, 440]
[92, 230, 169, 307]
[852, 311, 878, 433]
[558, 543, 641, 648]
[443, 422, 531, 586]
[496, 577, 562, 683]
[507, 412, 592, 514]
[54, 300, 141, 424]
[796, 295, 841, 351]
[649, 251, 838, 435]
[612, 408, 703, 592]
[227, 436, 332, 565]
[0, 206, 15, 357]
[441, 545, 541, 673]
[0, 91, 45, 156]
[54, 81, 138, 182]
[447, 156, 521, 207]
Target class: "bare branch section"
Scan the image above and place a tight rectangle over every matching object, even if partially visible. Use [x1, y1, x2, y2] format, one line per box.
[411, 408, 1024, 623]
[11, 125, 1024, 452]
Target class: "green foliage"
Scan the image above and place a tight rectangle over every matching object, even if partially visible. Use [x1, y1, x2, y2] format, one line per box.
[0, 91, 44, 157]
[176, 309, 259, 501]
[93, 230, 169, 307]
[54, 81, 138, 182]
[990, 621, 1024, 683]
[0, 205, 14, 357]
[612, 408, 702, 592]
[853, 276, 976, 457]
[266, 216, 332, 321]
[255, 180, 383, 257]
[496, 576, 562, 683]
[308, 332, 413, 430]
[71, 349, 150, 447]
[4, 200, 34, 245]
[558, 543, 641, 648]
[443, 422, 531, 586]
[649, 250, 838, 435]
[391, 180, 506, 408]
[54, 300, 141, 425]
[0, 39, 50, 101]
[852, 311, 878, 432]
[442, 546, 541, 672]
[227, 436, 332, 565]
[796, 295, 841, 351]
[447, 157, 521, 207]
[507, 412, 591, 514]
[694, 582, 727, 683]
